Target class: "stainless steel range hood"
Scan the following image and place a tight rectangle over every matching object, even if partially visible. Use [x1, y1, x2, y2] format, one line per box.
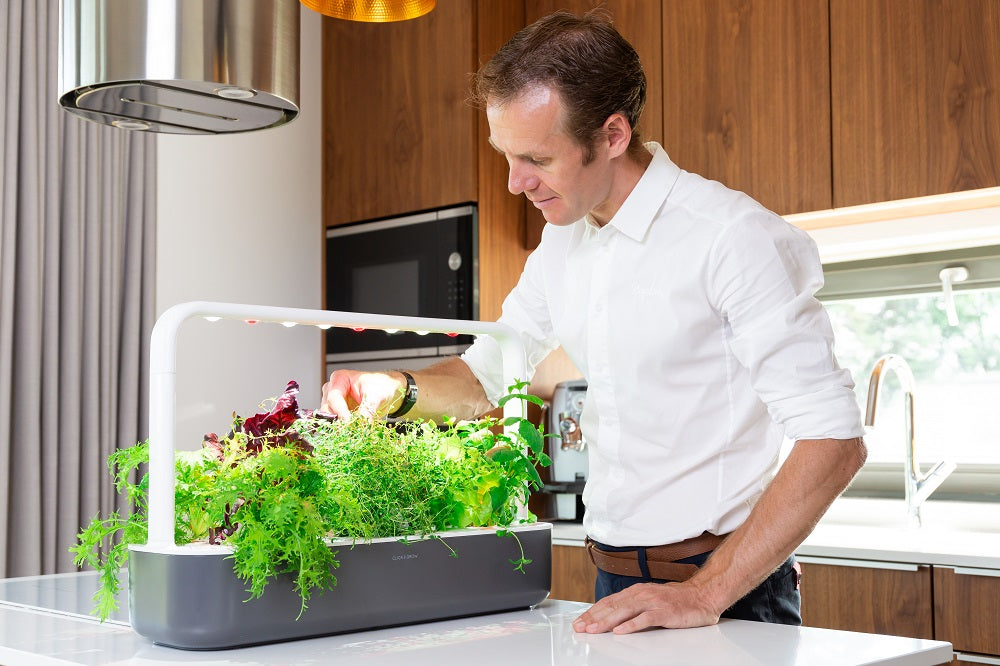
[58, 0, 300, 135]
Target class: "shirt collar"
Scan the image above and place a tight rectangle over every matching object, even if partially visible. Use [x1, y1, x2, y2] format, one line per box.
[601, 142, 680, 242]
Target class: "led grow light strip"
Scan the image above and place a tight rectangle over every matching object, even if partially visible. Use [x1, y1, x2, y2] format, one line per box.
[146, 302, 529, 551]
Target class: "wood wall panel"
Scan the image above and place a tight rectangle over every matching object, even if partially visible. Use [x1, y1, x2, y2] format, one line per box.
[322, 1, 477, 225]
[475, 0, 529, 324]
[661, 0, 832, 215]
[831, 0, 1000, 207]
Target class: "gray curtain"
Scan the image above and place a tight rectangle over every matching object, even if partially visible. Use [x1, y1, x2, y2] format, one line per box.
[0, 0, 156, 577]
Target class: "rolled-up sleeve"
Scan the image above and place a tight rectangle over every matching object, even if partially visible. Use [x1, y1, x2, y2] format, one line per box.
[708, 213, 864, 441]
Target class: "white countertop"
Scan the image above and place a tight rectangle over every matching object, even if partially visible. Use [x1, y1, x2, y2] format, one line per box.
[0, 572, 952, 666]
[552, 498, 1000, 570]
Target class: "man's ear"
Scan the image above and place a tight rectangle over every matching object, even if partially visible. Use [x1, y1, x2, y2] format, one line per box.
[603, 112, 632, 159]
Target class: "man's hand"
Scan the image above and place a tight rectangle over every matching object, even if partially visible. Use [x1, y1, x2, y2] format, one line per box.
[320, 370, 404, 420]
[318, 357, 492, 423]
[572, 579, 722, 634]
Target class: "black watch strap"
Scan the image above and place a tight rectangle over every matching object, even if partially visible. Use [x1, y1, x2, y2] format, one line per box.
[388, 371, 418, 419]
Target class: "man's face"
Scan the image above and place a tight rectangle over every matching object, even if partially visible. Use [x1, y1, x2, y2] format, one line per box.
[487, 86, 616, 227]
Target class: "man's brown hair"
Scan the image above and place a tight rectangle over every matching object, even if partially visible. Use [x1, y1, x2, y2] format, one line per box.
[473, 10, 647, 164]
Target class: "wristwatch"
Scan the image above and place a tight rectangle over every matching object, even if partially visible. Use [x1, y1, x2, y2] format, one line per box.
[388, 371, 418, 419]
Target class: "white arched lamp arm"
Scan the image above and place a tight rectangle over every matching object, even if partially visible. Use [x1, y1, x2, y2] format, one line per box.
[147, 301, 528, 550]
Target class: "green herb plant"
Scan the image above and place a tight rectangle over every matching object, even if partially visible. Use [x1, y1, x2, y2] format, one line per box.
[72, 380, 551, 621]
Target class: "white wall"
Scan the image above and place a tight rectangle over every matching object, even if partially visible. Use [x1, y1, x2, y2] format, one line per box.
[155, 10, 323, 449]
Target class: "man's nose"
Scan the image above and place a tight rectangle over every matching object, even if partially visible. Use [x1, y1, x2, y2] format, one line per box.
[507, 163, 537, 196]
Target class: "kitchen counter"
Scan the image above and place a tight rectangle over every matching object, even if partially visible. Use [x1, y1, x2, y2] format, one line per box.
[551, 498, 1000, 570]
[0, 571, 952, 665]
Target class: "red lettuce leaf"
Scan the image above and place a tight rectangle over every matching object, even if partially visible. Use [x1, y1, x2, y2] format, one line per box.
[202, 380, 318, 457]
[242, 380, 302, 439]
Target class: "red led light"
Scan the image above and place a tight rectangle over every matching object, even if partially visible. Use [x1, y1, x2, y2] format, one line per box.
[446, 332, 459, 337]
[245, 319, 259, 325]
[352, 327, 366, 332]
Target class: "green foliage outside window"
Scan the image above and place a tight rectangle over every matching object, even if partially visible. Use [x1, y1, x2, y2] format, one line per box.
[825, 288, 1000, 465]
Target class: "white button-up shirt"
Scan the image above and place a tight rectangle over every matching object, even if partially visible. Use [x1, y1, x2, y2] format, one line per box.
[462, 143, 864, 547]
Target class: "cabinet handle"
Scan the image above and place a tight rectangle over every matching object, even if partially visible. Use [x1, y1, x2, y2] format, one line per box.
[954, 652, 1000, 665]
[938, 565, 1000, 579]
[795, 555, 921, 572]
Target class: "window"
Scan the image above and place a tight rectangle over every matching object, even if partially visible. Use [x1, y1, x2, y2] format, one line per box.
[816, 245, 1000, 500]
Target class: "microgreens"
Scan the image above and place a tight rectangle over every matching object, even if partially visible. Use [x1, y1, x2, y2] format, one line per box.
[72, 380, 551, 621]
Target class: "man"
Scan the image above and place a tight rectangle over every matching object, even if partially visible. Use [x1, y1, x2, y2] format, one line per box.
[321, 11, 866, 634]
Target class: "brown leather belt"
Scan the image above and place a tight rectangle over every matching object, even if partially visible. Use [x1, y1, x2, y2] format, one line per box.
[585, 532, 730, 582]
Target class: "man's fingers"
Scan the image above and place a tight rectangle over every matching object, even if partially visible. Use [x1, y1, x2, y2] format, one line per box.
[573, 592, 641, 634]
[321, 371, 403, 420]
[357, 396, 381, 419]
[322, 373, 356, 420]
[322, 389, 353, 421]
[572, 582, 719, 634]
[611, 612, 656, 635]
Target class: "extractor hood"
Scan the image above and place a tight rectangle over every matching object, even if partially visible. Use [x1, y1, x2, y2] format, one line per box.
[58, 0, 300, 135]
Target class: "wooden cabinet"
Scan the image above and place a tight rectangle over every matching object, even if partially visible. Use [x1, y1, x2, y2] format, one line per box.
[657, 0, 1000, 215]
[934, 566, 1000, 661]
[321, 1, 477, 225]
[661, 0, 833, 216]
[830, 0, 1000, 208]
[551, 545, 596, 603]
[801, 557, 1000, 664]
[798, 557, 934, 639]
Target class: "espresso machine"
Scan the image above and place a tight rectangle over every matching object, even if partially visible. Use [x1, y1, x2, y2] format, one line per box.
[544, 379, 589, 521]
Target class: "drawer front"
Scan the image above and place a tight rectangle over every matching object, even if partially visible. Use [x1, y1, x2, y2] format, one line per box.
[934, 566, 1000, 656]
[799, 558, 934, 639]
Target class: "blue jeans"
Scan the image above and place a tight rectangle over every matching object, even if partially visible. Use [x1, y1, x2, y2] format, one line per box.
[592, 542, 802, 625]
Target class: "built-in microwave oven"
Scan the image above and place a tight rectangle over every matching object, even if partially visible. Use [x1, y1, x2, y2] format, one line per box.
[324, 204, 478, 366]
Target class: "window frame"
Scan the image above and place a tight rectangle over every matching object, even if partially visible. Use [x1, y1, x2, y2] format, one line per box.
[818, 245, 1000, 502]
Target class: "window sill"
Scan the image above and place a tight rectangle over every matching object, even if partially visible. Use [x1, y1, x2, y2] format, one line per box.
[844, 462, 1000, 503]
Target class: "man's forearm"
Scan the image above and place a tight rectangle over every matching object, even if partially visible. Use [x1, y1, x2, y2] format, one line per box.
[391, 356, 495, 422]
[690, 437, 868, 616]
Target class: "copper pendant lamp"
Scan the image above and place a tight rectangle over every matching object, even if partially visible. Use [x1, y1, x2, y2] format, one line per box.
[300, 0, 435, 22]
